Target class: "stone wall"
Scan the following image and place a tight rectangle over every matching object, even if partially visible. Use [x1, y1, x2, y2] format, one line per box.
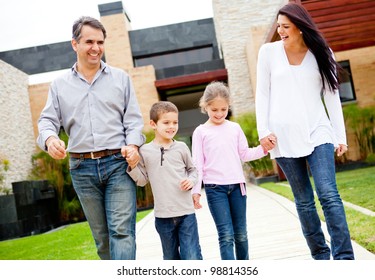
[211, 0, 286, 116]
[0, 60, 35, 190]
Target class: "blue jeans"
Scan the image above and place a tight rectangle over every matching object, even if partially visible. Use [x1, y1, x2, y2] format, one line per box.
[276, 143, 354, 260]
[204, 184, 249, 260]
[69, 153, 137, 260]
[155, 213, 202, 260]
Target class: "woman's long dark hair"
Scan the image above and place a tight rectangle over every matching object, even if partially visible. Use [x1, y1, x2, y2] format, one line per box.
[278, 3, 341, 92]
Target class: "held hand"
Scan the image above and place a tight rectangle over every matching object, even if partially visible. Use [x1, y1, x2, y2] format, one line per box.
[180, 179, 193, 191]
[260, 133, 277, 152]
[46, 137, 66, 160]
[122, 145, 140, 168]
[192, 194, 202, 209]
[336, 144, 348, 157]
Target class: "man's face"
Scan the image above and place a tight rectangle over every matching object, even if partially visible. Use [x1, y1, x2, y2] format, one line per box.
[72, 25, 104, 68]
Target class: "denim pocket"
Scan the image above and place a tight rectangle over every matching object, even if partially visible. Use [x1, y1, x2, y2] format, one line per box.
[204, 184, 217, 189]
[69, 158, 83, 170]
[113, 152, 124, 160]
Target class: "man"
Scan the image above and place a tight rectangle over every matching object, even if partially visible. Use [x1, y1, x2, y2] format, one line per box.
[37, 16, 145, 260]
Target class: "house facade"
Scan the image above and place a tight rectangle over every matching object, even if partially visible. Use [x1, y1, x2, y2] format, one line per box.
[0, 0, 374, 189]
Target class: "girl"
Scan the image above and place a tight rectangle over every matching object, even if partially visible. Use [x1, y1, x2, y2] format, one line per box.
[191, 81, 274, 260]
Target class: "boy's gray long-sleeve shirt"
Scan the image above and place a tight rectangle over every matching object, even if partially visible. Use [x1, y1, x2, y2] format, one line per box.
[127, 140, 198, 218]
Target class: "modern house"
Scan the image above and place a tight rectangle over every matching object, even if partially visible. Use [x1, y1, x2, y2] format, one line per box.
[0, 0, 374, 189]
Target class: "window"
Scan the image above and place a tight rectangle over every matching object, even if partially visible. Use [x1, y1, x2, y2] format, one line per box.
[338, 60, 356, 103]
[134, 46, 213, 70]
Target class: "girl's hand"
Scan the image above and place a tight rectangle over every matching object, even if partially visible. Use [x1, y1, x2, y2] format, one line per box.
[192, 194, 202, 209]
[260, 133, 277, 151]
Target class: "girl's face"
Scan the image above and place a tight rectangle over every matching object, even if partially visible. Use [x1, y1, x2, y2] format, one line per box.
[277, 14, 303, 47]
[150, 112, 178, 143]
[205, 97, 229, 125]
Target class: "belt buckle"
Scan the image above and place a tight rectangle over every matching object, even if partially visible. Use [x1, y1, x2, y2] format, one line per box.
[90, 152, 101, 159]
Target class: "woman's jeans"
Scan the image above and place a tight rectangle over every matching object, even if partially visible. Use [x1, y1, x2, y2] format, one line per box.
[276, 143, 354, 260]
[70, 153, 137, 260]
[155, 213, 202, 260]
[204, 183, 249, 260]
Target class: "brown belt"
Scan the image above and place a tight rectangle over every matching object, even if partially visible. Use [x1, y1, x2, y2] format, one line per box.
[69, 149, 121, 159]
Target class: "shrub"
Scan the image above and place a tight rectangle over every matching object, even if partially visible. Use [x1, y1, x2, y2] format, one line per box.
[0, 156, 10, 195]
[233, 113, 275, 177]
[29, 131, 84, 223]
[343, 104, 375, 160]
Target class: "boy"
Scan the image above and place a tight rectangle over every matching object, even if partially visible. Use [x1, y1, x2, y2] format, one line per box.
[127, 101, 202, 260]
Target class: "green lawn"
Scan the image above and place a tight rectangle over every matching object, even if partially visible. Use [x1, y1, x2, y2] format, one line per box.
[1, 167, 374, 259]
[0, 209, 152, 260]
[259, 166, 375, 254]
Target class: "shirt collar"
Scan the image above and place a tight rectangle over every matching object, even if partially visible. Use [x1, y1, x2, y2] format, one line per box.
[71, 60, 108, 75]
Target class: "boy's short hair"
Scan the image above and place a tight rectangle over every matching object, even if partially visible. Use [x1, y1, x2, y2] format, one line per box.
[150, 101, 179, 123]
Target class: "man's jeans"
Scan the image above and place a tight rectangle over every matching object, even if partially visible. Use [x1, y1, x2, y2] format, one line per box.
[155, 213, 202, 260]
[276, 143, 354, 260]
[70, 152, 137, 260]
[204, 183, 249, 260]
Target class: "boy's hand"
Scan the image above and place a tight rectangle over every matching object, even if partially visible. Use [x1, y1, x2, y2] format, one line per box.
[122, 145, 140, 169]
[180, 179, 193, 191]
[192, 194, 202, 209]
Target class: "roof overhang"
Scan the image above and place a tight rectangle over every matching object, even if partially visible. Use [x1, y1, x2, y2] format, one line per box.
[155, 69, 228, 91]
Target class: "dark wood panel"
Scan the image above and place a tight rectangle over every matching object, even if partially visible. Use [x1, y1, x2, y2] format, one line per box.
[302, 0, 374, 51]
[307, 2, 374, 17]
[312, 7, 375, 24]
[155, 69, 228, 90]
[267, 0, 375, 51]
[302, 0, 373, 10]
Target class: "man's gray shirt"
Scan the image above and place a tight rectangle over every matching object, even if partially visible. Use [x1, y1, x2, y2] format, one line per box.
[37, 61, 145, 152]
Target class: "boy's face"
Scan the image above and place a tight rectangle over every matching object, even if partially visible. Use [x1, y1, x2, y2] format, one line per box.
[150, 112, 179, 143]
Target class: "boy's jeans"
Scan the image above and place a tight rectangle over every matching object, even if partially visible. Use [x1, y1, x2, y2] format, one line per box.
[155, 213, 202, 260]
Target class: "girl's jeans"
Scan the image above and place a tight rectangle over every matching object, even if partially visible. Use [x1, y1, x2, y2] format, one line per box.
[204, 183, 249, 260]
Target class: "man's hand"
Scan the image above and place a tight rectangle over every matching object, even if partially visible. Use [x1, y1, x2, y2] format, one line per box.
[122, 145, 140, 168]
[46, 137, 66, 159]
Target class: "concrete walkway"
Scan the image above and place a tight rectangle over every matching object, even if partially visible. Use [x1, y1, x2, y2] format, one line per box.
[136, 184, 375, 260]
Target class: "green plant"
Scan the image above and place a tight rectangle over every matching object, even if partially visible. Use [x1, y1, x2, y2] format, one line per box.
[233, 112, 274, 177]
[343, 104, 375, 160]
[0, 157, 10, 195]
[29, 131, 84, 222]
[135, 129, 155, 209]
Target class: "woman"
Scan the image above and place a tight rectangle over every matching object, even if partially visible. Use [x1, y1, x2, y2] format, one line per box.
[255, 3, 354, 260]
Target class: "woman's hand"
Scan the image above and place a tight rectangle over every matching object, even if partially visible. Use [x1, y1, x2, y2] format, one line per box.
[336, 144, 348, 157]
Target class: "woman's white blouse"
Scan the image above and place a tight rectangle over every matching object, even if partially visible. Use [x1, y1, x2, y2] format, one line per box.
[255, 40, 347, 159]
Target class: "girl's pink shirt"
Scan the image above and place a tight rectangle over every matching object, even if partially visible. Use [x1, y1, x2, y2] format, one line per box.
[191, 120, 267, 194]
